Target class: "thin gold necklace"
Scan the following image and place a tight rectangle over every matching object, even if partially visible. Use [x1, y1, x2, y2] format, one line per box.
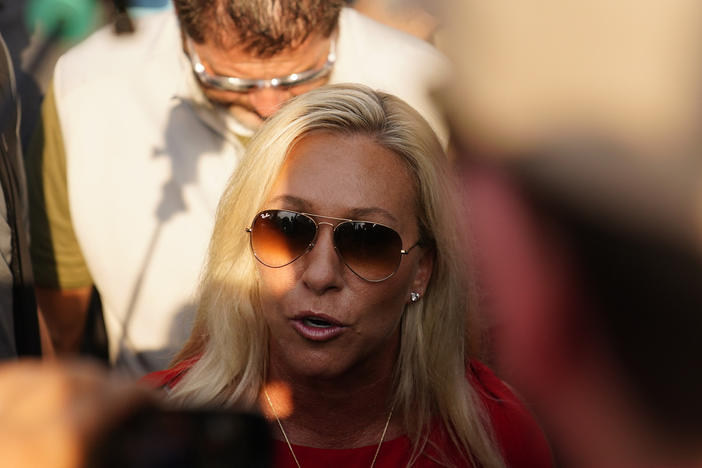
[264, 389, 395, 468]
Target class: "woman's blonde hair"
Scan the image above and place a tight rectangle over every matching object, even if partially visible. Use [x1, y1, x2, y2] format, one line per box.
[169, 84, 505, 468]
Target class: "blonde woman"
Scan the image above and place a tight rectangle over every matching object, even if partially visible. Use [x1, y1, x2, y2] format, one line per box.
[144, 84, 552, 468]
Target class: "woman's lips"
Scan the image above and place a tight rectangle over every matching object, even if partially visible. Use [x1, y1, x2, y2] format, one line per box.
[291, 313, 346, 342]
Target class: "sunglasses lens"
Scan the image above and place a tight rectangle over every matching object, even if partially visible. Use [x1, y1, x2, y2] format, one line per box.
[251, 210, 316, 267]
[334, 222, 403, 281]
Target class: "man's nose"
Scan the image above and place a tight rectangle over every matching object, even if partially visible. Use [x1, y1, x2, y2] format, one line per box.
[248, 87, 292, 118]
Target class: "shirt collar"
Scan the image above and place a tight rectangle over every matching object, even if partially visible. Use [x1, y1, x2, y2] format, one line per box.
[174, 45, 255, 143]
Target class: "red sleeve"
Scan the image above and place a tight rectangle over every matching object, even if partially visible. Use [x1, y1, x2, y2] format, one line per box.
[469, 360, 554, 468]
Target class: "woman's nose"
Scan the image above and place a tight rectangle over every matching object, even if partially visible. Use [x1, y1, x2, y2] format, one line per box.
[301, 224, 344, 294]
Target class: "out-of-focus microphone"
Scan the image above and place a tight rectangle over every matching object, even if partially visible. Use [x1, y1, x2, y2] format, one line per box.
[22, 0, 99, 79]
[25, 0, 100, 43]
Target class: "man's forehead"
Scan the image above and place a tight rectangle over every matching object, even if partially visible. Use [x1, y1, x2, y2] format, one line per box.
[204, 29, 311, 57]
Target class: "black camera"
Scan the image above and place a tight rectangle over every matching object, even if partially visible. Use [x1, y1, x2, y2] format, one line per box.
[86, 407, 272, 468]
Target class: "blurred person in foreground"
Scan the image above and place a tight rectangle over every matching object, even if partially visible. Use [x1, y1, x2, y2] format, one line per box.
[143, 84, 553, 468]
[0, 359, 155, 468]
[434, 0, 702, 466]
[458, 141, 702, 468]
[0, 358, 272, 468]
[26, 0, 450, 377]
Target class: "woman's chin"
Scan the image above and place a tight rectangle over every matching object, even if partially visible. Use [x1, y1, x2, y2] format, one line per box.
[271, 340, 364, 382]
[279, 350, 350, 381]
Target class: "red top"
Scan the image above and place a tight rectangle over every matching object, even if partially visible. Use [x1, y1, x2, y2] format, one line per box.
[142, 360, 553, 468]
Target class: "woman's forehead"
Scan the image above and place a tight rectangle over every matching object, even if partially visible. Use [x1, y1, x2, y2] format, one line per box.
[269, 132, 418, 226]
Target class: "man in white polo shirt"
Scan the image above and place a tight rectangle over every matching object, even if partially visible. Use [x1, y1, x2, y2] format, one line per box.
[26, 0, 450, 377]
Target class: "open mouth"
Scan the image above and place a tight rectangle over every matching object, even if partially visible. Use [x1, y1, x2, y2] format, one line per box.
[292, 314, 345, 341]
[302, 317, 334, 328]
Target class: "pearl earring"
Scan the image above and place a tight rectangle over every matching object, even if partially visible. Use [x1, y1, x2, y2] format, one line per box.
[410, 291, 421, 303]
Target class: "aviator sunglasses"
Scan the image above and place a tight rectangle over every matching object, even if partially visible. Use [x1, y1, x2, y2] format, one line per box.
[245, 209, 422, 282]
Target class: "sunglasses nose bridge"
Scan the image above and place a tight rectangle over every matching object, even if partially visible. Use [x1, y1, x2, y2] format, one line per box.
[307, 220, 350, 268]
[301, 221, 347, 283]
[310, 221, 336, 249]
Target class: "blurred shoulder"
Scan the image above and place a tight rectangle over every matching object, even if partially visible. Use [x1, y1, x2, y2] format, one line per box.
[340, 8, 444, 54]
[337, 7, 449, 74]
[335, 7, 451, 146]
[53, 9, 181, 96]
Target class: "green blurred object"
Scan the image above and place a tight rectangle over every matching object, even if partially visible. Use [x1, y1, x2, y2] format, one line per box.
[25, 0, 100, 41]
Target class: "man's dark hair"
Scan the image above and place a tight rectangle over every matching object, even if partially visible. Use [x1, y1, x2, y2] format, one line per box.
[174, 0, 345, 57]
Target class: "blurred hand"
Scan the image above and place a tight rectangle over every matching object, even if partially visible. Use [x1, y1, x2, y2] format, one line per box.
[0, 359, 157, 468]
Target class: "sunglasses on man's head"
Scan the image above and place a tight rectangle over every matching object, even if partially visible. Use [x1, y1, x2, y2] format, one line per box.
[245, 209, 421, 282]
